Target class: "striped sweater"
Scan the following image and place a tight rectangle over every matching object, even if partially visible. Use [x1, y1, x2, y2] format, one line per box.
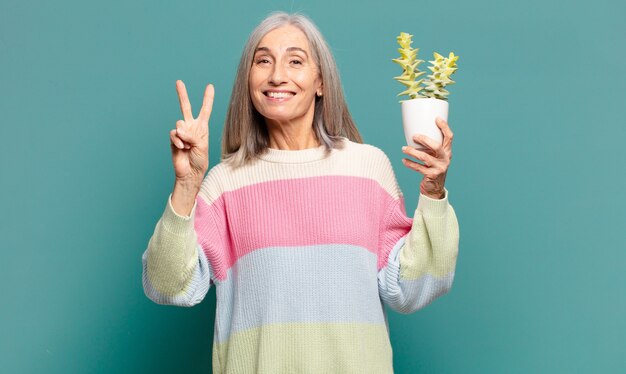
[141, 136, 460, 373]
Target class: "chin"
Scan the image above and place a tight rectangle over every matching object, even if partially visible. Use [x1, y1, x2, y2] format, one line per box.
[259, 108, 299, 121]
[263, 115, 298, 124]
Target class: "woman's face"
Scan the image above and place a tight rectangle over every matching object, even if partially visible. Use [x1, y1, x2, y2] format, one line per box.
[249, 25, 322, 130]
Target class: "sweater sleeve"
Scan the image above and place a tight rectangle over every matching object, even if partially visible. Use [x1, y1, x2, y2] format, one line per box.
[377, 175, 460, 314]
[141, 192, 214, 307]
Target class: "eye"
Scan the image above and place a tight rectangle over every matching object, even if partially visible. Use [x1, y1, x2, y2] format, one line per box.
[290, 59, 303, 65]
[255, 58, 270, 64]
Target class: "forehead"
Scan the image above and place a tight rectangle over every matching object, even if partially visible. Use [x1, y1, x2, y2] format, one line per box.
[256, 25, 311, 53]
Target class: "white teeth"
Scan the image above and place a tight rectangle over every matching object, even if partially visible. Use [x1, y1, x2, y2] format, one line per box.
[267, 91, 294, 98]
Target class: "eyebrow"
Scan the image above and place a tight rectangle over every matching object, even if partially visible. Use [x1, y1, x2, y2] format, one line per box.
[254, 46, 309, 58]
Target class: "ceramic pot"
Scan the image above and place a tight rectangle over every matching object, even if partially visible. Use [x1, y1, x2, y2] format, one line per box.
[401, 97, 448, 151]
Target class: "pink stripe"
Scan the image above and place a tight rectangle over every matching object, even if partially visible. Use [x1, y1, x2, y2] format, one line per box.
[378, 198, 413, 271]
[194, 175, 412, 281]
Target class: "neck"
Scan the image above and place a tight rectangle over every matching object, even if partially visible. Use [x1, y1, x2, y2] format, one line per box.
[265, 121, 320, 150]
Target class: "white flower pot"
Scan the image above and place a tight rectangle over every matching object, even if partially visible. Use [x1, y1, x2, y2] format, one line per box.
[401, 97, 448, 151]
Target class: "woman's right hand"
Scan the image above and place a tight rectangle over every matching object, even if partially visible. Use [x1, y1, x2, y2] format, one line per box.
[170, 80, 214, 186]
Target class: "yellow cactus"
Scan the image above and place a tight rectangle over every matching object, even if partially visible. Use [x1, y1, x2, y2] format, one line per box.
[392, 33, 459, 101]
[391, 32, 426, 100]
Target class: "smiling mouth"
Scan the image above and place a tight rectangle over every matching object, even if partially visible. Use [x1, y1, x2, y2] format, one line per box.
[264, 91, 296, 99]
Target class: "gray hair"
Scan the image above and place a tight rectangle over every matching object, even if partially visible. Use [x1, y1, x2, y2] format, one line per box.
[220, 11, 363, 168]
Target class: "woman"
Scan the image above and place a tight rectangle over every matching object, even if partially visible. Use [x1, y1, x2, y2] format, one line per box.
[142, 11, 459, 373]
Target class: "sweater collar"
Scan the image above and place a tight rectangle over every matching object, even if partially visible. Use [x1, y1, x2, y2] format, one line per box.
[256, 137, 346, 164]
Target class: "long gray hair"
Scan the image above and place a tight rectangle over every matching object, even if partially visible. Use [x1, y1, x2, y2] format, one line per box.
[220, 11, 363, 168]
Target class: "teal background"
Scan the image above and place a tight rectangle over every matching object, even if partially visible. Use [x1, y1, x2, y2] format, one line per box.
[1, 0, 624, 372]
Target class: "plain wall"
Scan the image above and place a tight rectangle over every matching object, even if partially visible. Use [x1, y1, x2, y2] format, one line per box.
[1, 0, 624, 372]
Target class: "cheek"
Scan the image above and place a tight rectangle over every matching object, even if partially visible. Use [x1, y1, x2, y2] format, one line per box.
[287, 69, 309, 85]
[305, 75, 322, 93]
[247, 79, 261, 109]
[249, 69, 263, 91]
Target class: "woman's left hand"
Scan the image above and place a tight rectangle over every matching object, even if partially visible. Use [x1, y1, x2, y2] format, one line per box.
[401, 117, 454, 200]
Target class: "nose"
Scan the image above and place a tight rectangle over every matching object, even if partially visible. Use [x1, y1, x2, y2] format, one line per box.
[269, 62, 287, 85]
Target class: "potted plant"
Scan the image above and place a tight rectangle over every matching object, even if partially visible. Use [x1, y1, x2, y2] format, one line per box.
[392, 32, 458, 151]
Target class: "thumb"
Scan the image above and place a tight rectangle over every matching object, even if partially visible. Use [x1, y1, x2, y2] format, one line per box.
[176, 127, 194, 146]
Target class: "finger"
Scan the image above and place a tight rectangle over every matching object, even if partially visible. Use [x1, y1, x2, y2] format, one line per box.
[170, 129, 185, 149]
[402, 158, 427, 175]
[412, 134, 442, 157]
[436, 117, 454, 150]
[175, 119, 191, 144]
[176, 126, 194, 146]
[197, 84, 215, 123]
[176, 80, 194, 122]
[402, 146, 437, 167]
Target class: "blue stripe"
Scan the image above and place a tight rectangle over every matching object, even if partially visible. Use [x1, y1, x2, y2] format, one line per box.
[377, 235, 455, 314]
[213, 244, 385, 343]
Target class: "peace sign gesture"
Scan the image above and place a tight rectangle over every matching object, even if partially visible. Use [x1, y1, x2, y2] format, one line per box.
[170, 80, 214, 186]
[401, 117, 454, 200]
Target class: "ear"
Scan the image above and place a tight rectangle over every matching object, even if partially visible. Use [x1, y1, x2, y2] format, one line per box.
[315, 73, 323, 96]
